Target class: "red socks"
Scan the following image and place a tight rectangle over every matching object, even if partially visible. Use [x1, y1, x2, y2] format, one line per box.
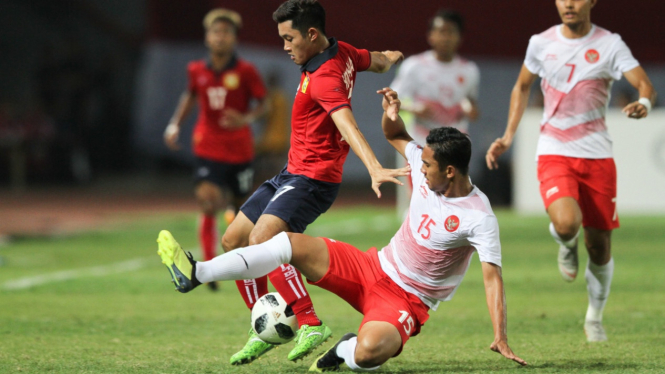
[268, 265, 321, 328]
[234, 265, 321, 327]
[235, 277, 269, 309]
[199, 215, 218, 261]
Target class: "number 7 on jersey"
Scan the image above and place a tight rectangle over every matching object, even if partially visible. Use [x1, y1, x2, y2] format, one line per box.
[565, 63, 576, 83]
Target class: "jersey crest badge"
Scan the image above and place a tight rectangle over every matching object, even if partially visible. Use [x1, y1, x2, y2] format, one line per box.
[585, 49, 600, 64]
[444, 215, 460, 232]
[223, 73, 240, 90]
[301, 73, 310, 93]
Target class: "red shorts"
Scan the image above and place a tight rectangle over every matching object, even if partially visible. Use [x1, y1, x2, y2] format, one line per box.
[537, 155, 619, 230]
[308, 238, 430, 356]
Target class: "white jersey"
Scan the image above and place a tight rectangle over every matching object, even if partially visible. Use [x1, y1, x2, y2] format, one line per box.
[524, 24, 640, 159]
[390, 52, 479, 143]
[378, 142, 502, 310]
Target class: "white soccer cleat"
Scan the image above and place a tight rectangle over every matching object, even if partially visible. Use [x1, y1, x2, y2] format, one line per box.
[584, 320, 607, 342]
[557, 243, 578, 282]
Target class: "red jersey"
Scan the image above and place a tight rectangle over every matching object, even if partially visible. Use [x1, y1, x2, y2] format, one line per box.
[187, 56, 266, 164]
[287, 38, 371, 183]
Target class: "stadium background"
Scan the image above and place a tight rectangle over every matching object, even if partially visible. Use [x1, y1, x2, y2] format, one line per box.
[1, 0, 664, 233]
[1, 2, 665, 373]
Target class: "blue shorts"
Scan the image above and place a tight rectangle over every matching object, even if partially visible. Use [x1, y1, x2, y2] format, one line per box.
[240, 168, 340, 233]
[194, 157, 254, 197]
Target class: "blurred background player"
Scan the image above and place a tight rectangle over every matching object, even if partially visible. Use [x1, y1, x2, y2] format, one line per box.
[163, 9, 267, 290]
[389, 9, 479, 217]
[156, 88, 526, 371]
[219, 0, 408, 366]
[485, 0, 656, 342]
[390, 9, 479, 143]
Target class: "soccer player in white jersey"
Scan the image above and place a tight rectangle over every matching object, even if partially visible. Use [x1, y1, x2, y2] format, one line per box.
[485, 0, 656, 342]
[390, 9, 480, 218]
[157, 88, 526, 371]
[390, 9, 479, 144]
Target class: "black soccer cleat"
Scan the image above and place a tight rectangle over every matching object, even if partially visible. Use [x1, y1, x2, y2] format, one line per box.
[309, 332, 357, 372]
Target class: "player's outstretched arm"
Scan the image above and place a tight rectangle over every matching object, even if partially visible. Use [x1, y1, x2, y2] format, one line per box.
[378, 88, 412, 159]
[622, 66, 657, 119]
[481, 262, 527, 366]
[366, 51, 404, 73]
[164, 91, 196, 151]
[485, 64, 537, 170]
[330, 108, 410, 198]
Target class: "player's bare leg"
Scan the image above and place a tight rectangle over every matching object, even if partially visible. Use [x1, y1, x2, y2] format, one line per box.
[195, 181, 224, 291]
[287, 233, 329, 282]
[248, 214, 291, 245]
[547, 197, 582, 281]
[354, 322, 401, 368]
[583, 227, 613, 342]
[221, 211, 254, 251]
[310, 321, 399, 371]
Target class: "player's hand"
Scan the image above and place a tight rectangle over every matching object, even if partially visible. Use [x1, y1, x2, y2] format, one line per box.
[382, 50, 404, 65]
[485, 137, 512, 170]
[164, 123, 180, 151]
[378, 87, 401, 121]
[220, 108, 247, 128]
[490, 339, 527, 366]
[370, 165, 411, 199]
[622, 101, 649, 119]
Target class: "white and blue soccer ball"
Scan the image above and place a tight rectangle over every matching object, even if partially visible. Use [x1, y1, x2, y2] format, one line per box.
[251, 292, 298, 344]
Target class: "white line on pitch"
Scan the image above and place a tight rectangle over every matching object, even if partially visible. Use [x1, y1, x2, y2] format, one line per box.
[2, 245, 207, 291]
[1, 257, 155, 291]
[2, 215, 397, 291]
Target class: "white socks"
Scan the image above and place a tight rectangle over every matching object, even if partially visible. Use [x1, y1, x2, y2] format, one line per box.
[549, 223, 613, 322]
[195, 232, 292, 283]
[336, 337, 380, 372]
[549, 222, 579, 248]
[585, 258, 614, 322]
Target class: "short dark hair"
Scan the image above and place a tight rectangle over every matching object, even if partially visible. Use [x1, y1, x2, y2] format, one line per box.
[203, 8, 242, 34]
[429, 9, 464, 34]
[273, 0, 326, 36]
[425, 127, 472, 175]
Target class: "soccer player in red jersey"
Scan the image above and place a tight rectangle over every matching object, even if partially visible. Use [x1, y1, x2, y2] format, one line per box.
[156, 88, 526, 371]
[163, 9, 267, 291]
[485, 0, 656, 342]
[218, 0, 409, 365]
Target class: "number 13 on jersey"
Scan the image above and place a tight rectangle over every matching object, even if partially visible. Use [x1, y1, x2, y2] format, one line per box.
[398, 310, 415, 335]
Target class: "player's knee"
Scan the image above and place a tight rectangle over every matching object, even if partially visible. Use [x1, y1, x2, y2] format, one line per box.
[552, 220, 579, 240]
[221, 229, 245, 252]
[354, 338, 390, 368]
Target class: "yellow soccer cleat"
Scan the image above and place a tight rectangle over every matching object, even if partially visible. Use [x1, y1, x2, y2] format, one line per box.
[157, 230, 200, 293]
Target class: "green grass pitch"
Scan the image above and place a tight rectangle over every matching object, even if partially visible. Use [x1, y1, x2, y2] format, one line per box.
[1, 207, 664, 373]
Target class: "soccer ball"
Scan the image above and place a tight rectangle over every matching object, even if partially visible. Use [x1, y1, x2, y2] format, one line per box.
[251, 292, 298, 344]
